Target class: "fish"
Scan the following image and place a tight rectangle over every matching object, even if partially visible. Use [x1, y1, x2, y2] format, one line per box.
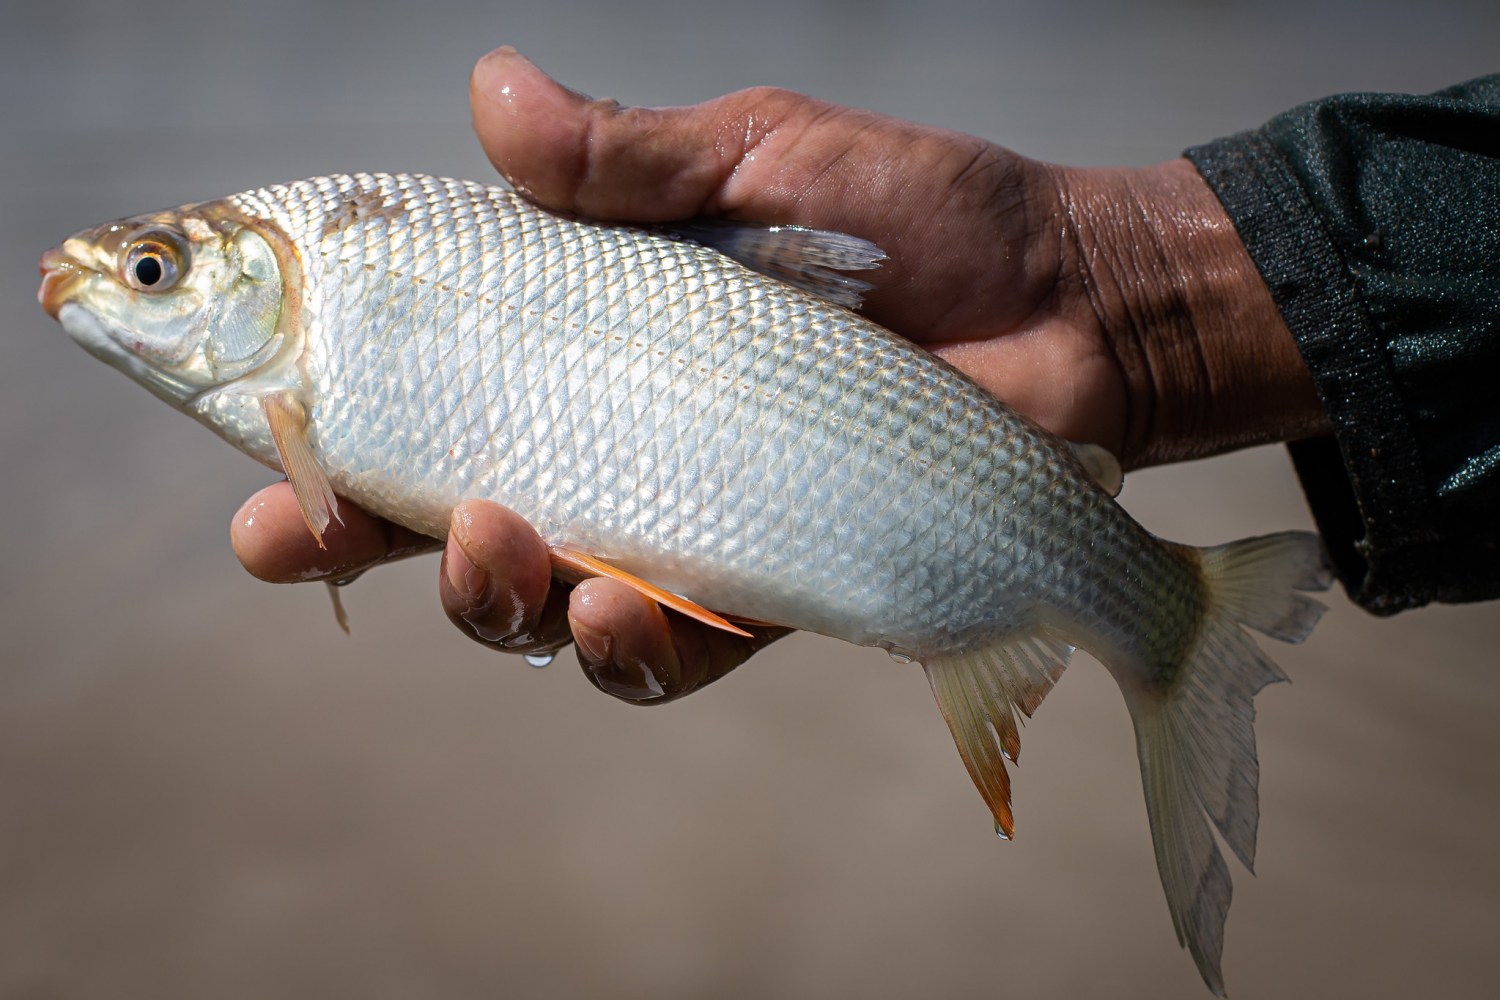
[39, 171, 1331, 994]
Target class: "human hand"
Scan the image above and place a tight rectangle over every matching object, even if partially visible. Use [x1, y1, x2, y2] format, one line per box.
[469, 47, 1329, 467]
[234, 47, 1329, 701]
[232, 485, 786, 703]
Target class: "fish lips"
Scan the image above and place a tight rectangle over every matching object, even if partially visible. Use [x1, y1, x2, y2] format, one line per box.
[38, 246, 87, 319]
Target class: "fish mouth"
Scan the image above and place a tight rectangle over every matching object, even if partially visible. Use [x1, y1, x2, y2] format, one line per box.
[38, 247, 87, 319]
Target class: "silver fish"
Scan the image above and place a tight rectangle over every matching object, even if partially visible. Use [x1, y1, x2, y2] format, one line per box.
[40, 172, 1331, 994]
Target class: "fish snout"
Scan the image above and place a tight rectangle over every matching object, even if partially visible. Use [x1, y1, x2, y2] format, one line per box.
[38, 246, 87, 319]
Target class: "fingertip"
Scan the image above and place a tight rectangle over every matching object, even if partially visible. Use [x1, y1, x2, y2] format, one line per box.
[471, 46, 587, 98]
[231, 482, 389, 583]
[230, 483, 290, 580]
[470, 49, 746, 221]
[439, 500, 570, 651]
[472, 44, 521, 72]
[471, 46, 539, 115]
[569, 578, 682, 702]
[470, 47, 593, 205]
[447, 500, 552, 605]
[568, 577, 670, 653]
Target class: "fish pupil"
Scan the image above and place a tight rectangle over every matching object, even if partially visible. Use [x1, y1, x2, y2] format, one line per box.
[134, 255, 163, 286]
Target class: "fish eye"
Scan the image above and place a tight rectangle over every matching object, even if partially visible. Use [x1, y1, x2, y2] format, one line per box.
[121, 228, 189, 292]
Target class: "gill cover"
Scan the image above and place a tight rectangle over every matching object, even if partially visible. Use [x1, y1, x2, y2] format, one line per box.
[43, 208, 286, 404]
[203, 225, 284, 376]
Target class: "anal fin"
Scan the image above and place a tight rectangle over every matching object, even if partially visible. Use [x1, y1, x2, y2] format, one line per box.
[548, 546, 753, 638]
[923, 632, 1073, 839]
[264, 392, 341, 548]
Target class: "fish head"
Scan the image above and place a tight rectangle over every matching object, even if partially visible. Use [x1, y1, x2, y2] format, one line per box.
[40, 205, 288, 408]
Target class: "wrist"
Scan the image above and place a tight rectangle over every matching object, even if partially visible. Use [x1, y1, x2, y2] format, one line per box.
[1047, 158, 1329, 467]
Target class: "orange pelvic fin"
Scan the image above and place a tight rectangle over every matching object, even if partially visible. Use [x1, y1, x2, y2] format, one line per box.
[547, 546, 752, 638]
[722, 613, 784, 629]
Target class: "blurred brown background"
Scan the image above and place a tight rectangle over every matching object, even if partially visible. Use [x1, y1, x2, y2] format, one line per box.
[3, 1, 1497, 997]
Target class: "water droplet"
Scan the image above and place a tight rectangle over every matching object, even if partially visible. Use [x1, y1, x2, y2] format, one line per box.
[995, 824, 1010, 841]
[886, 649, 914, 665]
[524, 651, 555, 668]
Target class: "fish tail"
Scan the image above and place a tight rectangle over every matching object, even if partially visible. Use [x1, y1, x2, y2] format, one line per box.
[1126, 530, 1331, 994]
[922, 530, 1330, 995]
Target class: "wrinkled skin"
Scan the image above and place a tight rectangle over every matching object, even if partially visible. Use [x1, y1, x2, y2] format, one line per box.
[232, 47, 1327, 703]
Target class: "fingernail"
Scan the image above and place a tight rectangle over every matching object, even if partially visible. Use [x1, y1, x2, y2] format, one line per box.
[575, 624, 667, 702]
[474, 45, 595, 103]
[444, 529, 489, 610]
[474, 45, 522, 74]
[572, 621, 611, 665]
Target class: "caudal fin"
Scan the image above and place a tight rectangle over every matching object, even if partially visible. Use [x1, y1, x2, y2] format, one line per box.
[922, 530, 1330, 995]
[1130, 531, 1331, 995]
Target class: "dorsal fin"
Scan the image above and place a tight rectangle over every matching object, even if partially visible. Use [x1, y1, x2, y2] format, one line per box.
[667, 219, 885, 308]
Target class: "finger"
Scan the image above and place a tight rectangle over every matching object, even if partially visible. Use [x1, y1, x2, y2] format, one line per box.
[470, 46, 734, 220]
[439, 499, 573, 653]
[471, 46, 898, 226]
[568, 577, 788, 705]
[232, 481, 437, 583]
[468, 48, 1044, 343]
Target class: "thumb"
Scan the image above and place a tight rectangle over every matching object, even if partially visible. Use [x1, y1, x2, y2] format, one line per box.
[469, 46, 920, 232]
[470, 46, 769, 220]
[467, 47, 1043, 348]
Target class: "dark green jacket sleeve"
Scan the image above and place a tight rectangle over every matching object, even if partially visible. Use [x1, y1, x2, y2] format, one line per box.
[1185, 75, 1500, 615]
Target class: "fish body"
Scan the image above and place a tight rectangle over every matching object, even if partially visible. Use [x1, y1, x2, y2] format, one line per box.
[227, 176, 1162, 655]
[41, 172, 1331, 994]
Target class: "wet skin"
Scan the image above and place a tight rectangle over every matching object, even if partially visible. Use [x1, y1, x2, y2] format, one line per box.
[232, 47, 1326, 703]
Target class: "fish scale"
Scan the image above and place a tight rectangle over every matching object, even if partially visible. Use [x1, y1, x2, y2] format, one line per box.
[43, 171, 1333, 993]
[265, 173, 1078, 649]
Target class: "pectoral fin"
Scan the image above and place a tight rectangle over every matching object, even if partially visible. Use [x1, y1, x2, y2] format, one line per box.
[666, 219, 885, 309]
[547, 546, 752, 638]
[264, 392, 341, 548]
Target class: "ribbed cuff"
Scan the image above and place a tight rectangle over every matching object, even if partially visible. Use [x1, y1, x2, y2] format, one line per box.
[1186, 134, 1439, 614]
